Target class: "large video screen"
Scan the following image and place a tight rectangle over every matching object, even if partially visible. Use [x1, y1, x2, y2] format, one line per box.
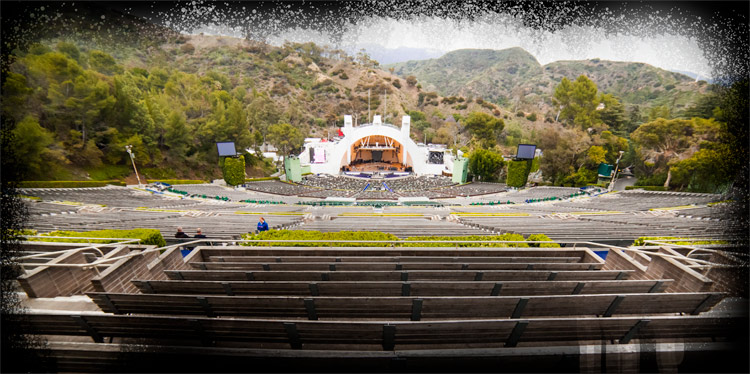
[516, 144, 536, 159]
[313, 147, 326, 163]
[216, 142, 237, 157]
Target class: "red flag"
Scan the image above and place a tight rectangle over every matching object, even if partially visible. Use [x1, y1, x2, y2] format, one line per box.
[338, 128, 344, 137]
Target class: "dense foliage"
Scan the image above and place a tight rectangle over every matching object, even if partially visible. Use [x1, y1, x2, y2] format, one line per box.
[468, 148, 504, 182]
[38, 228, 166, 247]
[506, 160, 532, 188]
[222, 157, 246, 186]
[240, 230, 560, 247]
[525, 234, 560, 248]
[241, 230, 399, 246]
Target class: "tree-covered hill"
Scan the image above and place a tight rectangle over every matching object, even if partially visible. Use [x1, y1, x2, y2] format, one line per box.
[2, 32, 514, 181]
[388, 48, 710, 117]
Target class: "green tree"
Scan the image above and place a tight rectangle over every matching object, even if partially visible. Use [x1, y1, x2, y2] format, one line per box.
[54, 72, 116, 144]
[538, 127, 592, 185]
[88, 50, 122, 75]
[553, 75, 601, 129]
[631, 118, 719, 188]
[468, 148, 505, 182]
[463, 112, 504, 148]
[598, 94, 627, 131]
[246, 93, 282, 138]
[164, 112, 191, 160]
[1, 72, 33, 121]
[11, 116, 66, 179]
[56, 41, 82, 63]
[647, 105, 671, 121]
[267, 123, 304, 156]
[586, 145, 607, 165]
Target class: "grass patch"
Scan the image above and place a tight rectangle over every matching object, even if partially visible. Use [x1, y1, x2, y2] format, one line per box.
[33, 229, 166, 246]
[87, 165, 131, 181]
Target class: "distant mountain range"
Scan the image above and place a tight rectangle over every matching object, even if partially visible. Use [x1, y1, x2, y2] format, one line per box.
[350, 44, 445, 66]
[387, 48, 710, 114]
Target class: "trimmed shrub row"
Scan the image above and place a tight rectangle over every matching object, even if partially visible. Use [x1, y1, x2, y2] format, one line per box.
[245, 177, 281, 182]
[632, 236, 727, 246]
[240, 230, 560, 247]
[35, 229, 166, 247]
[471, 200, 515, 206]
[241, 230, 399, 247]
[240, 199, 284, 204]
[19, 180, 126, 188]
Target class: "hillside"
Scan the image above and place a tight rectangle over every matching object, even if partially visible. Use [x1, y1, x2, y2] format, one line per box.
[4, 29, 524, 182]
[389, 48, 710, 115]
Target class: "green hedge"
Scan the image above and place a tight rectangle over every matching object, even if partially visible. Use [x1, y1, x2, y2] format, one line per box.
[239, 230, 558, 247]
[526, 234, 560, 247]
[244, 177, 280, 182]
[241, 230, 399, 246]
[632, 236, 727, 246]
[625, 186, 668, 191]
[401, 234, 529, 247]
[223, 157, 246, 186]
[19, 180, 125, 188]
[148, 179, 208, 185]
[36, 229, 166, 247]
[506, 160, 532, 188]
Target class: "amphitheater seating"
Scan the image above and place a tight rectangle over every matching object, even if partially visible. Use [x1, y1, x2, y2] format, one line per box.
[437, 182, 508, 197]
[560, 190, 720, 211]
[296, 217, 492, 237]
[132, 279, 671, 296]
[243, 181, 319, 196]
[163, 269, 633, 282]
[87, 292, 721, 319]
[18, 312, 743, 349]
[14, 239, 746, 372]
[456, 214, 728, 243]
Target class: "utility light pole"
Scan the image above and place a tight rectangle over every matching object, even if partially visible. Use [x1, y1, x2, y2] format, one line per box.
[609, 150, 625, 192]
[125, 145, 143, 188]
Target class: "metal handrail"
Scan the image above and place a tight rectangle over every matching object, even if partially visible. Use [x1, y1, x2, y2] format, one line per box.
[18, 237, 742, 271]
[642, 239, 747, 265]
[19, 237, 143, 260]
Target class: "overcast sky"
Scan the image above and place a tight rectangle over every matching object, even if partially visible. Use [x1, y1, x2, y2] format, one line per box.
[256, 14, 709, 79]
[103, 1, 750, 81]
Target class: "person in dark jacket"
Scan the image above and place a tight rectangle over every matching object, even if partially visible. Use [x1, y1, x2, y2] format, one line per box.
[193, 228, 206, 238]
[175, 227, 189, 238]
[257, 217, 269, 232]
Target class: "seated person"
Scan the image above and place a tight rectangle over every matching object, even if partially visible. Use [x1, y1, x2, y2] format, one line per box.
[193, 228, 206, 238]
[174, 227, 189, 238]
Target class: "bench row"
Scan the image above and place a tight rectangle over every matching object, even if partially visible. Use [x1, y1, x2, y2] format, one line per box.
[21, 312, 744, 350]
[132, 279, 671, 297]
[165, 269, 629, 282]
[87, 292, 722, 320]
[187, 262, 604, 271]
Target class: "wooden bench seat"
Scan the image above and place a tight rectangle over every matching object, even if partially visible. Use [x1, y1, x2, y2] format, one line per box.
[87, 292, 723, 320]
[132, 279, 672, 297]
[206, 256, 584, 263]
[187, 261, 604, 271]
[164, 269, 632, 282]
[19, 312, 744, 349]
[195, 247, 599, 260]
